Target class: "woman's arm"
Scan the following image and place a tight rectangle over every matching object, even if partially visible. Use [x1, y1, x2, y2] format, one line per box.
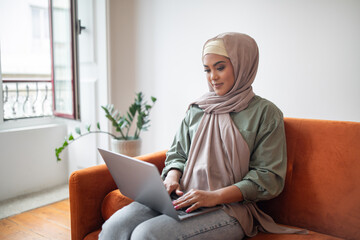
[236, 116, 287, 202]
[163, 169, 184, 196]
[161, 110, 193, 179]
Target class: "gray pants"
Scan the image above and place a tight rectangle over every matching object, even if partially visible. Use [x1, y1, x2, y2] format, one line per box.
[99, 202, 244, 240]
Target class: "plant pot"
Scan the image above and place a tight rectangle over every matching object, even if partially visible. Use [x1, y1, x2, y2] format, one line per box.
[110, 138, 142, 157]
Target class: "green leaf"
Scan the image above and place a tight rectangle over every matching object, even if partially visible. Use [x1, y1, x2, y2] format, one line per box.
[112, 110, 119, 118]
[55, 148, 61, 161]
[86, 124, 91, 132]
[127, 112, 133, 122]
[137, 115, 144, 129]
[129, 103, 137, 116]
[124, 118, 130, 126]
[75, 127, 81, 135]
[97, 122, 101, 130]
[115, 113, 121, 121]
[118, 118, 125, 127]
[55, 146, 65, 161]
[151, 96, 157, 103]
[68, 134, 74, 141]
[145, 104, 152, 110]
[63, 141, 68, 147]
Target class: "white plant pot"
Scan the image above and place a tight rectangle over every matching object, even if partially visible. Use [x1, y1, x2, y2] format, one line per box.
[110, 138, 142, 157]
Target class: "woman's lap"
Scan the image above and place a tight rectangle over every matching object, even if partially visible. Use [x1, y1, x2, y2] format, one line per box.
[99, 202, 244, 240]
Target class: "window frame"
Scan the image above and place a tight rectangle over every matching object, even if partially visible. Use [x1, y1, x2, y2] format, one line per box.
[49, 0, 80, 120]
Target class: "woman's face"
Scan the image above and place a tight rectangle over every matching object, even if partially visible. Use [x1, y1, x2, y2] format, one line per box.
[203, 54, 235, 96]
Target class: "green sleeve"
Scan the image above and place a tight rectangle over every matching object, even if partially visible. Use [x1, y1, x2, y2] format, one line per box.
[235, 112, 287, 203]
[161, 110, 191, 179]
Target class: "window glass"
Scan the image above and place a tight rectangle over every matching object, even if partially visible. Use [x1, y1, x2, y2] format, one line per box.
[0, 0, 51, 80]
[0, 0, 53, 120]
[52, 0, 74, 116]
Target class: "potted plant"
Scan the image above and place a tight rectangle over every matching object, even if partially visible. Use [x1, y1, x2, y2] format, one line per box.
[55, 92, 157, 161]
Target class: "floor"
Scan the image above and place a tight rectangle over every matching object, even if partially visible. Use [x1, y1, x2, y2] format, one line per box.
[0, 184, 69, 220]
[0, 199, 70, 239]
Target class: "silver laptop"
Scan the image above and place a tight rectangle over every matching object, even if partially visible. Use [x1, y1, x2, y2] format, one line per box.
[98, 148, 221, 220]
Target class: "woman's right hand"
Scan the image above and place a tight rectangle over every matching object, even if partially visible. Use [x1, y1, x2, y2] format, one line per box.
[163, 169, 184, 197]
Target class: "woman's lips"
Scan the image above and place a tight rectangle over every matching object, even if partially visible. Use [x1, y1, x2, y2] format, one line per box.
[213, 83, 223, 89]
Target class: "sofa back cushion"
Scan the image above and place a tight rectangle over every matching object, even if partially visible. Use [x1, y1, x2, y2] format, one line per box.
[258, 118, 360, 239]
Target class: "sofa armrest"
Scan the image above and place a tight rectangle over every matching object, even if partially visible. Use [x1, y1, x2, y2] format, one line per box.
[69, 150, 167, 240]
[69, 164, 116, 240]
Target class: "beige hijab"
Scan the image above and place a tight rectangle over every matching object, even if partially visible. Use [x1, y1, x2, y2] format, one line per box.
[180, 33, 306, 237]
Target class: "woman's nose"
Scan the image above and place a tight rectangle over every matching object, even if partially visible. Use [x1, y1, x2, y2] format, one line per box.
[211, 72, 219, 80]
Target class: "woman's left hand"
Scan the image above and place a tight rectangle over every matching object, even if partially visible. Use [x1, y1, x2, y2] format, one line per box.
[172, 189, 220, 213]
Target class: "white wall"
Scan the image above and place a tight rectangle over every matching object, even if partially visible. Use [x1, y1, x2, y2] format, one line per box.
[0, 121, 68, 201]
[107, 0, 360, 155]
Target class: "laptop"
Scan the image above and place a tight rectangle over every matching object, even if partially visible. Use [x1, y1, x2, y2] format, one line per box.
[98, 148, 222, 220]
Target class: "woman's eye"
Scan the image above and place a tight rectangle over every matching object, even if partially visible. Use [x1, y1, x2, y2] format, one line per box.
[217, 66, 225, 71]
[204, 69, 210, 73]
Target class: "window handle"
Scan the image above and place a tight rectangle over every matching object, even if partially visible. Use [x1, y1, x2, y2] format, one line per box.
[77, 19, 86, 35]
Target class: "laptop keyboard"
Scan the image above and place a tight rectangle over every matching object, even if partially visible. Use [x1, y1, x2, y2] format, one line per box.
[176, 207, 204, 216]
[176, 209, 188, 216]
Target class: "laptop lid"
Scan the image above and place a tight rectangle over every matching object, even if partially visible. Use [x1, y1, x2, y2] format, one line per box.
[98, 148, 180, 220]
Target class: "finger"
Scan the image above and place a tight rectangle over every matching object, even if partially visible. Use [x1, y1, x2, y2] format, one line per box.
[164, 185, 171, 194]
[174, 199, 191, 210]
[166, 186, 173, 195]
[168, 183, 180, 195]
[178, 190, 192, 200]
[175, 188, 184, 196]
[174, 193, 190, 205]
[186, 202, 200, 213]
[174, 195, 197, 210]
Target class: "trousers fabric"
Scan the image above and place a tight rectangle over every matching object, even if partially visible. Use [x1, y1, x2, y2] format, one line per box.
[98, 202, 245, 240]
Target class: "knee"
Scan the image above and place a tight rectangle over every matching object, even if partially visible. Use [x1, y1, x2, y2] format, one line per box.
[131, 221, 162, 240]
[99, 216, 123, 240]
[99, 210, 132, 240]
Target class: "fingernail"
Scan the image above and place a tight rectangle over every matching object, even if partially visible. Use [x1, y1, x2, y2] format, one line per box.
[174, 205, 179, 210]
[186, 209, 190, 213]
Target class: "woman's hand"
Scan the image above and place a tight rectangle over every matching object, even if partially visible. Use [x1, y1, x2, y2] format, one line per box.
[163, 169, 184, 197]
[172, 189, 219, 213]
[172, 185, 244, 213]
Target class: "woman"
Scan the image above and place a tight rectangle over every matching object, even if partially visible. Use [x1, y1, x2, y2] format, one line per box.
[99, 32, 304, 240]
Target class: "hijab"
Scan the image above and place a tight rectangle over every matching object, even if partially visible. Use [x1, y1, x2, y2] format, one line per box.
[195, 32, 257, 114]
[180, 32, 306, 237]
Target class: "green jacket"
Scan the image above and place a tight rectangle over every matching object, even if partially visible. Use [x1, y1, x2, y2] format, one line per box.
[161, 95, 287, 203]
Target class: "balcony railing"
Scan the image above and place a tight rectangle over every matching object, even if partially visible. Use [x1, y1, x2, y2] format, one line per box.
[2, 80, 53, 120]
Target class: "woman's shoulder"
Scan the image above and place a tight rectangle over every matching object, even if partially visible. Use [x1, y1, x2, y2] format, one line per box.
[185, 104, 204, 123]
[248, 95, 284, 119]
[231, 95, 284, 130]
[188, 104, 204, 114]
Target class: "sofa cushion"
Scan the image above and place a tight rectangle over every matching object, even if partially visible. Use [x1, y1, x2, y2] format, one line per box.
[101, 189, 133, 221]
[84, 229, 101, 240]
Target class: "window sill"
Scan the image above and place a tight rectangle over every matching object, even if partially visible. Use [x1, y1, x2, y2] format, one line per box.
[0, 116, 67, 133]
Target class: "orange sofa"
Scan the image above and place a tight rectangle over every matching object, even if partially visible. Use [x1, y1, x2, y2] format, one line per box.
[69, 118, 360, 240]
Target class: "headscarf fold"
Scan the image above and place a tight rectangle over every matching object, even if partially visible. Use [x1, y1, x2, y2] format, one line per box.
[180, 33, 306, 237]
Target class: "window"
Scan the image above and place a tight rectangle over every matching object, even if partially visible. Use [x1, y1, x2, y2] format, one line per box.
[0, 0, 80, 121]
